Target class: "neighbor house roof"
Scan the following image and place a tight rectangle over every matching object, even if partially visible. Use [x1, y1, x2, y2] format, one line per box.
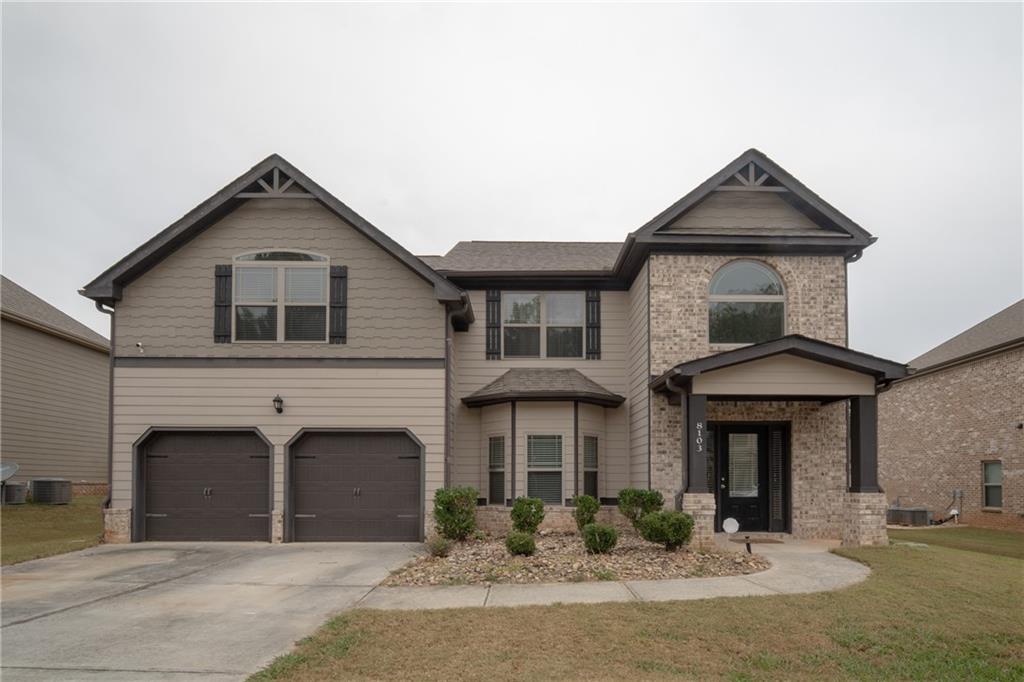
[79, 154, 470, 322]
[424, 242, 622, 274]
[462, 368, 625, 408]
[1, 276, 109, 352]
[909, 299, 1024, 371]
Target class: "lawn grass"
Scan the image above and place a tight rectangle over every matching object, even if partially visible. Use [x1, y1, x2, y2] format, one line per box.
[251, 543, 1024, 681]
[0, 495, 105, 565]
[889, 525, 1024, 559]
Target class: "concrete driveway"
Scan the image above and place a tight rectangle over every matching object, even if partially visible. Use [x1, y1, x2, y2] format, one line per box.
[1, 542, 420, 681]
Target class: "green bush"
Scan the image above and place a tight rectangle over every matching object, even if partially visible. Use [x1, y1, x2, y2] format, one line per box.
[433, 486, 478, 540]
[638, 511, 694, 551]
[572, 494, 600, 531]
[617, 488, 665, 528]
[510, 497, 545, 534]
[582, 523, 618, 554]
[426, 535, 452, 558]
[505, 530, 536, 556]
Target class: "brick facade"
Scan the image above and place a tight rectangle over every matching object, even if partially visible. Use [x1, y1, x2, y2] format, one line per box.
[879, 346, 1024, 531]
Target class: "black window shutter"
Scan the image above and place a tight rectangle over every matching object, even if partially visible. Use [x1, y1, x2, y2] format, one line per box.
[485, 290, 501, 359]
[329, 266, 348, 344]
[214, 265, 232, 343]
[585, 289, 601, 359]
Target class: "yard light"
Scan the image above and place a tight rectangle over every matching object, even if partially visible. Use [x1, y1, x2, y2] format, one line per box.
[273, 395, 284, 414]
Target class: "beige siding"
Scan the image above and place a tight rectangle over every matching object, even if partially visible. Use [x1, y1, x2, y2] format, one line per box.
[1, 319, 109, 483]
[665, 191, 825, 233]
[451, 289, 632, 501]
[516, 401, 574, 504]
[480, 403, 511, 501]
[114, 199, 445, 358]
[627, 259, 650, 488]
[578, 402, 611, 497]
[110, 366, 444, 512]
[692, 354, 875, 396]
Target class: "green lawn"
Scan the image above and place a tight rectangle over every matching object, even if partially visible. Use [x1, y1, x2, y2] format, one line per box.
[0, 495, 105, 565]
[889, 525, 1024, 559]
[252, 533, 1024, 681]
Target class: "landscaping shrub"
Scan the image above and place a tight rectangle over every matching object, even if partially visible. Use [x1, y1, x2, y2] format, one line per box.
[617, 488, 665, 528]
[572, 494, 600, 531]
[582, 523, 618, 554]
[505, 530, 536, 556]
[426, 535, 452, 558]
[510, 497, 545, 534]
[637, 510, 694, 551]
[433, 486, 478, 540]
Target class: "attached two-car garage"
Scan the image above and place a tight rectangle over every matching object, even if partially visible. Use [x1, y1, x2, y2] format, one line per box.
[136, 429, 422, 543]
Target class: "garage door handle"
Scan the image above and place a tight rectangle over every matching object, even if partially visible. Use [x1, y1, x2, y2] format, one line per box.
[396, 514, 417, 519]
[294, 514, 316, 519]
[146, 513, 168, 518]
[248, 513, 269, 518]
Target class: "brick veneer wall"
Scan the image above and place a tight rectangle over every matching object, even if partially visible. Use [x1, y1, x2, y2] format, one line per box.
[879, 346, 1024, 531]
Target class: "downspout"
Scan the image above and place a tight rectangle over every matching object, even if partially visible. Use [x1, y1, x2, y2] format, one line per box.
[443, 293, 472, 489]
[95, 301, 115, 510]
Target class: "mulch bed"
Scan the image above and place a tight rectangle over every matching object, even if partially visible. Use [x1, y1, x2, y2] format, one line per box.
[383, 530, 770, 586]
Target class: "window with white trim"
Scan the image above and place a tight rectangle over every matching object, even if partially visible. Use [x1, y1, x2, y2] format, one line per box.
[708, 261, 785, 346]
[502, 292, 584, 358]
[233, 251, 329, 342]
[488, 436, 505, 505]
[527, 434, 563, 505]
[983, 461, 1002, 508]
[583, 435, 599, 499]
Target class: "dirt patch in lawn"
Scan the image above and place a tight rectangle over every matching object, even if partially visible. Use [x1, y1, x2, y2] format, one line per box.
[383, 530, 770, 585]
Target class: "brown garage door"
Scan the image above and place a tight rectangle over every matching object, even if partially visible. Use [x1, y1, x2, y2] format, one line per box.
[143, 431, 271, 541]
[290, 431, 421, 541]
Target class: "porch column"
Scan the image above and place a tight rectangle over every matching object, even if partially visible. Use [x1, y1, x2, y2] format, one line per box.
[843, 394, 887, 547]
[681, 393, 715, 548]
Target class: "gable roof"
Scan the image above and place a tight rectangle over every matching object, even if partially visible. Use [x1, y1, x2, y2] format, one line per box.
[909, 299, 1024, 371]
[650, 334, 906, 394]
[2, 276, 109, 352]
[423, 241, 622, 274]
[79, 154, 466, 308]
[462, 368, 625, 408]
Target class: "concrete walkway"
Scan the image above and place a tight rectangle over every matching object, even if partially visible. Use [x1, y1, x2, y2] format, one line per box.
[357, 538, 869, 610]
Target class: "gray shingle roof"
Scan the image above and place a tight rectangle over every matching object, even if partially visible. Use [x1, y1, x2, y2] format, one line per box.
[909, 299, 1024, 370]
[424, 241, 623, 273]
[462, 368, 625, 407]
[1, 276, 109, 349]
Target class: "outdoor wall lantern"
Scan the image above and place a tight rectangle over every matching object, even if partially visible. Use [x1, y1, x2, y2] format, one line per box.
[273, 395, 284, 414]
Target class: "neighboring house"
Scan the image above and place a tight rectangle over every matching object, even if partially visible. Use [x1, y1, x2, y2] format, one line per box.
[80, 149, 907, 547]
[1, 276, 110, 491]
[879, 300, 1023, 530]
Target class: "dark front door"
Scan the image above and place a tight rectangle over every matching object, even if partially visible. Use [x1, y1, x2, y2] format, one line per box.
[290, 431, 421, 542]
[143, 431, 271, 541]
[717, 425, 769, 533]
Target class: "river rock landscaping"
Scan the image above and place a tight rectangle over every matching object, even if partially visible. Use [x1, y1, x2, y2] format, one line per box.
[383, 530, 770, 585]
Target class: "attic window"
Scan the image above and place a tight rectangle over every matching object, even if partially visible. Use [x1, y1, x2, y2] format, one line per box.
[233, 252, 329, 342]
[708, 260, 785, 345]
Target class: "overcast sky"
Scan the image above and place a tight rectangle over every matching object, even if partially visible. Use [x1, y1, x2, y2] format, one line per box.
[3, 2, 1021, 362]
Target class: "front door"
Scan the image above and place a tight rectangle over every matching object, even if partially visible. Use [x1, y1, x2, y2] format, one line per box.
[717, 425, 769, 533]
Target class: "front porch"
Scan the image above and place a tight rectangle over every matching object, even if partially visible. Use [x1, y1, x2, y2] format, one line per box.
[651, 335, 907, 547]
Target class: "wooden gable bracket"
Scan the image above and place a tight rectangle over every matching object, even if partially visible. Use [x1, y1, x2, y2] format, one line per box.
[713, 161, 789, 193]
[235, 167, 315, 199]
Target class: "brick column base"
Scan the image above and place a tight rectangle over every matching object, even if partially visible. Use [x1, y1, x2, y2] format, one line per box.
[681, 493, 716, 548]
[103, 508, 131, 544]
[841, 492, 888, 547]
[271, 510, 284, 543]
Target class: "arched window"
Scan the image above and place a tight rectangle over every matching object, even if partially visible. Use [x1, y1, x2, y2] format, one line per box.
[708, 261, 785, 345]
[233, 251, 329, 342]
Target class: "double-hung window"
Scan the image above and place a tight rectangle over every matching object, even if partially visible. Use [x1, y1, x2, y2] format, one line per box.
[583, 435, 599, 499]
[502, 292, 584, 358]
[488, 436, 505, 505]
[233, 251, 328, 342]
[983, 461, 1002, 508]
[527, 435, 563, 505]
[708, 261, 785, 346]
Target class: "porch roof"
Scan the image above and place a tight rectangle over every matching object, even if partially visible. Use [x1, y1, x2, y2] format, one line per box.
[462, 368, 625, 408]
[650, 335, 907, 397]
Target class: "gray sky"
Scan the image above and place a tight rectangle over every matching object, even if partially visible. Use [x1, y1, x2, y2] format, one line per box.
[3, 2, 1021, 362]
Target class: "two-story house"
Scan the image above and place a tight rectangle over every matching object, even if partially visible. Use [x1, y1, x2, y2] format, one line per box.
[81, 149, 906, 547]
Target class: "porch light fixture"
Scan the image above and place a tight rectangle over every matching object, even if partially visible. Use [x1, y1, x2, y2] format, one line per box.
[272, 395, 284, 414]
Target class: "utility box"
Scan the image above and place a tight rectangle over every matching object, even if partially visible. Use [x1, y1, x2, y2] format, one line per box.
[31, 478, 72, 505]
[3, 483, 28, 505]
[886, 506, 930, 526]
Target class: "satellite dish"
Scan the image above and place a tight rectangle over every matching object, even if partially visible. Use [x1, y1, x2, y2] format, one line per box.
[722, 517, 739, 534]
[0, 463, 19, 483]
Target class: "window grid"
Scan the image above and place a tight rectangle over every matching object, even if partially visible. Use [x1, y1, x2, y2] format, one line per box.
[983, 460, 1003, 509]
[583, 435, 598, 499]
[488, 436, 505, 505]
[502, 292, 584, 359]
[232, 252, 329, 343]
[708, 260, 785, 347]
[527, 434, 563, 505]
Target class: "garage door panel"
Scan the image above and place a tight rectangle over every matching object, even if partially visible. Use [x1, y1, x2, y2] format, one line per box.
[291, 431, 421, 542]
[143, 431, 270, 541]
